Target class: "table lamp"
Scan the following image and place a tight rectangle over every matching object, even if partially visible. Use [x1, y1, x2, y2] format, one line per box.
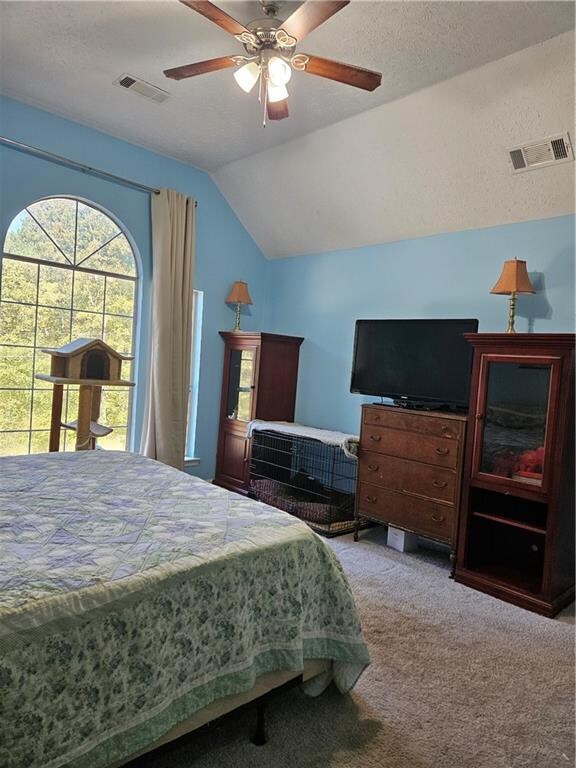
[490, 258, 535, 333]
[226, 281, 253, 331]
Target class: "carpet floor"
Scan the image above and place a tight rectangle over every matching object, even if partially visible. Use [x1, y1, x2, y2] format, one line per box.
[139, 528, 574, 768]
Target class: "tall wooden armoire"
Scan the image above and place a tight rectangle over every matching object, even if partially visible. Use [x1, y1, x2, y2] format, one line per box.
[214, 332, 304, 494]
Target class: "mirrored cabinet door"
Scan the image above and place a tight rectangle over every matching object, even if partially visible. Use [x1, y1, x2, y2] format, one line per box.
[475, 357, 557, 489]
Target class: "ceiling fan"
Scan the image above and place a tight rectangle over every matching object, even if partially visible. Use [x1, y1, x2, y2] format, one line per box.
[163, 0, 382, 124]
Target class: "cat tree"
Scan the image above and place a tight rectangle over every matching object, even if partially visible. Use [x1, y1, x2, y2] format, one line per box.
[35, 338, 134, 451]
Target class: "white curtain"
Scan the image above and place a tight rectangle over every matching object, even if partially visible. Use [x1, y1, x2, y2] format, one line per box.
[141, 188, 196, 469]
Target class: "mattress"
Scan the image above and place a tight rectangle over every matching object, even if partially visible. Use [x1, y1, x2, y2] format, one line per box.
[0, 451, 370, 768]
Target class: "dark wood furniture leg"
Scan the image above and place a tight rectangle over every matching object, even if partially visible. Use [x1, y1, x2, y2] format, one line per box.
[49, 383, 64, 452]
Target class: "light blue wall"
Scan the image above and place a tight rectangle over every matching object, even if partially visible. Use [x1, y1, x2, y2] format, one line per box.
[0, 96, 267, 479]
[263, 216, 575, 436]
[2, 97, 574, 473]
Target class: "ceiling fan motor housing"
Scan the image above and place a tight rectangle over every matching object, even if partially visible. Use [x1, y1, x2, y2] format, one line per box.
[239, 17, 296, 56]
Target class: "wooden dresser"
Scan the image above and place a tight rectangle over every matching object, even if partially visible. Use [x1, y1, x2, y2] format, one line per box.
[355, 404, 467, 551]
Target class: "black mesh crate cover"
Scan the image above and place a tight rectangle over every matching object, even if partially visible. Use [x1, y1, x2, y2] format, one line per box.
[249, 429, 358, 537]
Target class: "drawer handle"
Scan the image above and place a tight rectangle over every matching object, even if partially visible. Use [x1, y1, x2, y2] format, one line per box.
[431, 512, 445, 523]
[435, 447, 449, 456]
[365, 495, 377, 504]
[370, 435, 382, 442]
[368, 464, 380, 472]
[441, 426, 454, 438]
[373, 414, 381, 421]
[432, 479, 447, 488]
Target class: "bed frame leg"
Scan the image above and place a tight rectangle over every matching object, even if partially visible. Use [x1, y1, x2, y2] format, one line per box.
[251, 700, 267, 746]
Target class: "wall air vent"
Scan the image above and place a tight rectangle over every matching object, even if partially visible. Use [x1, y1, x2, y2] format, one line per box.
[114, 73, 170, 103]
[508, 133, 574, 173]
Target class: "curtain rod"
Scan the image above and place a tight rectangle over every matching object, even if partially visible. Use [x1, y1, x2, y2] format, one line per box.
[0, 136, 198, 206]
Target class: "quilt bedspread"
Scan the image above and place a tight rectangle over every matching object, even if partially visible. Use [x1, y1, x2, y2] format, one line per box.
[0, 451, 369, 768]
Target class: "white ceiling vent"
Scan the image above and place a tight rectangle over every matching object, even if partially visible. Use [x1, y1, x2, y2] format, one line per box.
[509, 133, 574, 173]
[114, 74, 170, 103]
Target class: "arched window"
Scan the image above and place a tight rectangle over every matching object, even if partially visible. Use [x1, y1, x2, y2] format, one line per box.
[0, 197, 138, 455]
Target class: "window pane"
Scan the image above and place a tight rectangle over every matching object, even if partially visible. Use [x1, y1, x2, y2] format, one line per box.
[100, 427, 127, 451]
[0, 431, 30, 456]
[65, 387, 78, 422]
[100, 389, 130, 427]
[30, 431, 50, 454]
[0, 390, 31, 431]
[31, 390, 53, 430]
[105, 277, 134, 316]
[0, 303, 36, 345]
[37, 307, 71, 348]
[85, 234, 136, 276]
[104, 315, 133, 354]
[0, 346, 34, 388]
[27, 198, 76, 262]
[72, 310, 103, 340]
[0, 259, 38, 304]
[76, 202, 120, 263]
[74, 272, 105, 313]
[3, 210, 68, 264]
[38, 264, 73, 309]
[33, 352, 53, 388]
[63, 430, 77, 451]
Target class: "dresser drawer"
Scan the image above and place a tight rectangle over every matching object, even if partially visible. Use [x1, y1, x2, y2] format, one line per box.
[357, 482, 454, 541]
[359, 451, 456, 503]
[360, 425, 459, 468]
[363, 406, 464, 440]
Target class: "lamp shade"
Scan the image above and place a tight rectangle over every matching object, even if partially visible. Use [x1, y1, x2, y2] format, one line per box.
[490, 259, 535, 295]
[234, 62, 260, 93]
[226, 281, 253, 306]
[267, 81, 289, 103]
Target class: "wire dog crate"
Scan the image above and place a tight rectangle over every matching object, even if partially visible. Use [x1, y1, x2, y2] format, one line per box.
[249, 427, 358, 537]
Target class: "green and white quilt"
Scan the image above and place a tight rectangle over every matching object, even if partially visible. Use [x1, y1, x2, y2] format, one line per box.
[0, 451, 369, 768]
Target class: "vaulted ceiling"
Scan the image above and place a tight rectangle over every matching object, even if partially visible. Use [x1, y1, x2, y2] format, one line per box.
[0, 2, 574, 259]
[0, 1, 573, 171]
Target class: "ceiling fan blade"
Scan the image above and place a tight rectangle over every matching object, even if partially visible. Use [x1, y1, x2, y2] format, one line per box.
[280, 1, 350, 42]
[267, 99, 289, 121]
[300, 54, 381, 91]
[179, 0, 250, 36]
[164, 56, 238, 80]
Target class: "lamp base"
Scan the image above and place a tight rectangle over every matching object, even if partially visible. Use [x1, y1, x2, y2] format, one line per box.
[506, 292, 516, 333]
[232, 302, 242, 332]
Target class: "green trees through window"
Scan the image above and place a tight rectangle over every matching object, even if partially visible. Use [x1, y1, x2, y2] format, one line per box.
[0, 197, 138, 456]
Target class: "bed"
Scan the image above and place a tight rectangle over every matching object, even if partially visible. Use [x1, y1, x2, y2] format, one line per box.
[0, 451, 370, 768]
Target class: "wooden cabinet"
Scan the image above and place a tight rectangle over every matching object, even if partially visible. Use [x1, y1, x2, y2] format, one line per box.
[214, 332, 303, 494]
[454, 334, 575, 617]
[355, 404, 467, 550]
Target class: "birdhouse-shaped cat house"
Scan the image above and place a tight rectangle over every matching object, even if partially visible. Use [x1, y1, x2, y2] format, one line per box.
[41, 338, 132, 384]
[36, 338, 134, 453]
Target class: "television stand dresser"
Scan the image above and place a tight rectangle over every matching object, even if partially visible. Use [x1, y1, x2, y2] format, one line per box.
[355, 404, 467, 555]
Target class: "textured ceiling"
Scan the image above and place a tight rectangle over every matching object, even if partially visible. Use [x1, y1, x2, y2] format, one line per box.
[0, 1, 574, 170]
[214, 31, 575, 258]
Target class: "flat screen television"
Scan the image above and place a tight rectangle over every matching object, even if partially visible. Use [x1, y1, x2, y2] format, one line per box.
[350, 319, 479, 409]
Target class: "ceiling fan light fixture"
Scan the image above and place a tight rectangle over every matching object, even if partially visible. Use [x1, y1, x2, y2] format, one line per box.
[267, 81, 289, 103]
[268, 56, 292, 86]
[234, 61, 260, 93]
